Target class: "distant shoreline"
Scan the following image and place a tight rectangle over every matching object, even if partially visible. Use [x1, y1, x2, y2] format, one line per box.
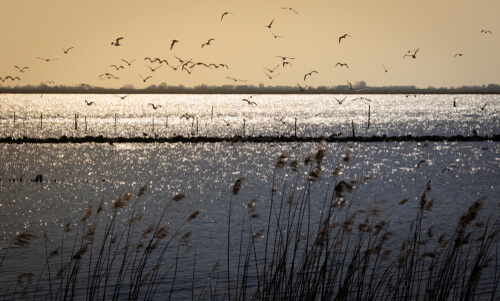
[0, 134, 498, 144]
[1, 88, 500, 95]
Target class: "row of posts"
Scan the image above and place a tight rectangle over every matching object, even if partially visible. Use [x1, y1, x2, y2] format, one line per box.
[10, 105, 371, 137]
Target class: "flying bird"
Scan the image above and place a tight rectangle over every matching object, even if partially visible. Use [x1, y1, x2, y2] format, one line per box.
[226, 76, 247, 82]
[346, 80, 354, 90]
[146, 65, 162, 72]
[481, 102, 488, 110]
[37, 57, 58, 62]
[139, 75, 153, 82]
[110, 65, 124, 70]
[119, 95, 128, 99]
[335, 62, 349, 69]
[62, 47, 74, 54]
[269, 31, 283, 39]
[275, 55, 295, 61]
[334, 96, 347, 104]
[416, 160, 426, 170]
[170, 39, 179, 50]
[14, 66, 29, 72]
[148, 103, 162, 110]
[403, 48, 419, 59]
[242, 96, 257, 106]
[297, 83, 307, 92]
[144, 57, 155, 63]
[282, 61, 293, 67]
[263, 71, 280, 79]
[481, 30, 492, 34]
[121, 59, 136, 66]
[111, 37, 123, 46]
[4, 76, 20, 81]
[304, 70, 318, 81]
[338, 34, 351, 43]
[264, 65, 280, 73]
[382, 63, 390, 72]
[201, 39, 215, 48]
[282, 7, 299, 14]
[85, 100, 95, 106]
[265, 19, 274, 29]
[99, 72, 118, 79]
[221, 12, 233, 21]
[454, 53, 464, 58]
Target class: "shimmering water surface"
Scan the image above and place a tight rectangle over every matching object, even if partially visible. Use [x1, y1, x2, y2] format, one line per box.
[0, 94, 499, 138]
[0, 94, 499, 300]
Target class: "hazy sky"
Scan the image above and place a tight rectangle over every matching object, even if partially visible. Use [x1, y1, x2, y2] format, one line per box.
[1, 0, 499, 89]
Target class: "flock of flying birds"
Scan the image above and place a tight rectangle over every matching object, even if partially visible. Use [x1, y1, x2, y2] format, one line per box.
[0, 5, 496, 108]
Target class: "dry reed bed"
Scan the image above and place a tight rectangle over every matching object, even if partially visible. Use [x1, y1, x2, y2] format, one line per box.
[0, 149, 499, 300]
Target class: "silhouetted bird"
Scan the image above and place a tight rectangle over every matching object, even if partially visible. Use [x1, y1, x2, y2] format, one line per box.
[275, 55, 295, 61]
[226, 76, 247, 82]
[335, 62, 349, 69]
[121, 59, 136, 66]
[221, 12, 233, 21]
[146, 65, 162, 72]
[14, 66, 29, 72]
[37, 57, 58, 62]
[269, 31, 283, 38]
[4, 76, 20, 81]
[282, 7, 299, 14]
[111, 37, 123, 46]
[201, 39, 215, 48]
[62, 47, 74, 54]
[297, 83, 307, 92]
[346, 80, 354, 90]
[110, 65, 124, 70]
[416, 160, 426, 170]
[481, 30, 492, 34]
[454, 53, 464, 58]
[304, 71, 318, 80]
[263, 71, 280, 79]
[282, 61, 293, 67]
[265, 19, 274, 28]
[242, 97, 257, 106]
[382, 63, 390, 72]
[85, 100, 95, 106]
[481, 102, 488, 110]
[334, 96, 347, 104]
[403, 48, 419, 59]
[264, 65, 280, 73]
[338, 34, 351, 43]
[139, 75, 153, 82]
[148, 103, 162, 110]
[170, 39, 179, 50]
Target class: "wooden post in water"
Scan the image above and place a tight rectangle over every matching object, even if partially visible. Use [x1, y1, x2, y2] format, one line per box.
[294, 117, 297, 137]
[243, 119, 246, 136]
[152, 116, 155, 132]
[351, 120, 356, 137]
[75, 113, 78, 130]
[13, 112, 16, 128]
[85, 115, 87, 132]
[114, 113, 117, 131]
[367, 105, 371, 129]
[40, 113, 43, 130]
[165, 115, 168, 128]
[211, 106, 213, 123]
[196, 117, 199, 136]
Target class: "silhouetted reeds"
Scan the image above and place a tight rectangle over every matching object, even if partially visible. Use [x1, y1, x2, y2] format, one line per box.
[0, 149, 498, 300]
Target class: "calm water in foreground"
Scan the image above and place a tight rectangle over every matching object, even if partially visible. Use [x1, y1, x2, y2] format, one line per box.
[0, 94, 499, 300]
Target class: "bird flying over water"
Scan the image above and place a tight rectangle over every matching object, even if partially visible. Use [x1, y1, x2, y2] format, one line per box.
[338, 34, 351, 43]
[148, 103, 162, 110]
[334, 96, 347, 104]
[15, 66, 29, 72]
[416, 160, 426, 170]
[111, 37, 123, 46]
[263, 71, 280, 79]
[201, 39, 215, 48]
[85, 100, 95, 106]
[62, 47, 74, 54]
[346, 80, 354, 90]
[242, 96, 257, 106]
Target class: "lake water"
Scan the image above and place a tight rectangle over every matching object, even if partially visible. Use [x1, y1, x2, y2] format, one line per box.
[0, 94, 499, 300]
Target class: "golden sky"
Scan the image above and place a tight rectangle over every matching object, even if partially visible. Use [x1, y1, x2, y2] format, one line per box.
[1, 0, 499, 89]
